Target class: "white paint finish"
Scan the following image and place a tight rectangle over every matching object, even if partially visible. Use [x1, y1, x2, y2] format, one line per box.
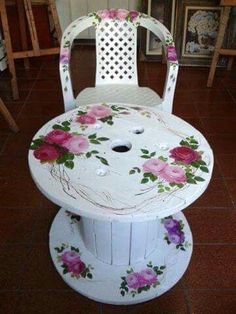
[80, 217, 97, 256]
[112, 222, 131, 265]
[130, 221, 148, 264]
[145, 220, 158, 258]
[50, 208, 193, 304]
[93, 219, 112, 264]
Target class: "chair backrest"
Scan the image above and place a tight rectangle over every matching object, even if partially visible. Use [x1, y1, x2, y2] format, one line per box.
[60, 9, 178, 112]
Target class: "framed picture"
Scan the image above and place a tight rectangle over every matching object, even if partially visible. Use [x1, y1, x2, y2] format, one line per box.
[175, 0, 223, 66]
[141, 0, 176, 61]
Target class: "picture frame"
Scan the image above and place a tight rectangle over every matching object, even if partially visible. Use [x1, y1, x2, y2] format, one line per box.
[140, 0, 176, 61]
[175, 0, 223, 66]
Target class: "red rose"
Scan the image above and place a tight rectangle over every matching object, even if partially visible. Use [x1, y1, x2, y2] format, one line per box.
[33, 143, 60, 161]
[44, 129, 72, 145]
[170, 146, 200, 164]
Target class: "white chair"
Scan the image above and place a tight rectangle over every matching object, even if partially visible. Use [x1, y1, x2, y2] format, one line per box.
[60, 9, 178, 113]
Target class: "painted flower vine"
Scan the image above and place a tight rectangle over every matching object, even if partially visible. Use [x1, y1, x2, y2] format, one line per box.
[54, 244, 93, 279]
[89, 9, 142, 25]
[120, 262, 165, 297]
[129, 135, 209, 193]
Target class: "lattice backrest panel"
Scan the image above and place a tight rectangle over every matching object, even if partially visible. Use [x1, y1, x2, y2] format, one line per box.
[95, 19, 138, 85]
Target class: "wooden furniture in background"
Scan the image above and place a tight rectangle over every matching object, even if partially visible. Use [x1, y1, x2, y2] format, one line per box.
[207, 0, 236, 87]
[0, 97, 19, 132]
[0, 0, 61, 99]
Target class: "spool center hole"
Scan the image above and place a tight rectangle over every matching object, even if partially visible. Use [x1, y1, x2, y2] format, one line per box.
[111, 140, 132, 153]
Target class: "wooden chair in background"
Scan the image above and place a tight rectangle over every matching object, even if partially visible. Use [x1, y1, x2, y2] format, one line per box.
[207, 0, 236, 87]
[0, 0, 62, 99]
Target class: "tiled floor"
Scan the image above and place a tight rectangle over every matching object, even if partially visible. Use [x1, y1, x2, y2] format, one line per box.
[0, 45, 236, 313]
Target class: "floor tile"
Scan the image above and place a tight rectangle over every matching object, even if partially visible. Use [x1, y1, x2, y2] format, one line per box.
[20, 244, 70, 290]
[173, 102, 198, 118]
[205, 134, 236, 154]
[185, 208, 236, 243]
[175, 90, 233, 104]
[26, 90, 63, 103]
[0, 156, 29, 177]
[16, 291, 100, 314]
[201, 117, 236, 134]
[102, 290, 188, 314]
[0, 244, 31, 289]
[0, 208, 37, 245]
[217, 154, 236, 178]
[0, 292, 19, 314]
[196, 102, 236, 118]
[184, 245, 236, 289]
[224, 179, 236, 205]
[189, 290, 236, 314]
[0, 176, 45, 209]
[191, 178, 232, 208]
[20, 101, 64, 118]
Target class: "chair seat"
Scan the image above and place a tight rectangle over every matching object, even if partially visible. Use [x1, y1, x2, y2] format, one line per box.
[76, 85, 162, 108]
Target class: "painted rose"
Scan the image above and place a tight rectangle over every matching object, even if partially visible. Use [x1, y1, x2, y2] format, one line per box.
[170, 146, 201, 164]
[61, 251, 81, 266]
[160, 165, 186, 184]
[97, 9, 110, 20]
[167, 45, 177, 62]
[168, 230, 185, 245]
[108, 9, 117, 19]
[129, 10, 139, 21]
[44, 129, 72, 145]
[139, 268, 157, 286]
[126, 272, 141, 289]
[60, 48, 70, 64]
[33, 143, 60, 161]
[116, 9, 129, 21]
[142, 158, 167, 176]
[62, 135, 89, 154]
[164, 218, 180, 232]
[89, 105, 112, 118]
[76, 114, 96, 125]
[67, 259, 86, 275]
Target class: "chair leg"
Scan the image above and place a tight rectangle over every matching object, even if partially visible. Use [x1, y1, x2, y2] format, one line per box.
[17, 0, 30, 69]
[207, 6, 231, 87]
[0, 98, 19, 133]
[0, 0, 19, 99]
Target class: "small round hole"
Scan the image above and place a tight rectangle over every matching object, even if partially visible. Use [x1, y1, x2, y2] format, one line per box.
[111, 140, 132, 153]
[132, 126, 144, 134]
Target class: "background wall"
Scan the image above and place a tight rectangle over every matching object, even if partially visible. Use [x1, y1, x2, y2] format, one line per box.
[56, 0, 141, 37]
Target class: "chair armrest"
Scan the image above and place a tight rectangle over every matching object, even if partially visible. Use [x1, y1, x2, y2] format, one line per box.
[60, 15, 94, 112]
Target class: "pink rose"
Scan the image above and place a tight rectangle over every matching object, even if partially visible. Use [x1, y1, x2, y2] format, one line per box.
[139, 268, 157, 285]
[116, 9, 129, 20]
[76, 114, 96, 125]
[129, 10, 139, 21]
[97, 9, 110, 19]
[126, 272, 141, 289]
[62, 135, 89, 154]
[89, 105, 112, 118]
[108, 9, 117, 19]
[61, 251, 81, 266]
[170, 146, 201, 164]
[167, 45, 177, 62]
[68, 259, 86, 275]
[142, 158, 167, 176]
[60, 48, 70, 64]
[33, 143, 60, 161]
[160, 165, 186, 184]
[44, 130, 72, 145]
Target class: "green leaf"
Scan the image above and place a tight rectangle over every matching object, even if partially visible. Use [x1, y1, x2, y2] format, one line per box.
[86, 152, 92, 158]
[194, 176, 205, 182]
[56, 155, 67, 164]
[141, 149, 149, 154]
[150, 152, 156, 157]
[165, 186, 171, 191]
[187, 178, 197, 184]
[141, 155, 150, 159]
[71, 246, 80, 253]
[90, 140, 100, 144]
[107, 120, 113, 125]
[87, 273, 93, 279]
[54, 246, 64, 253]
[191, 161, 200, 168]
[129, 170, 135, 175]
[88, 133, 97, 139]
[160, 266, 166, 270]
[52, 124, 64, 130]
[159, 156, 168, 162]
[77, 110, 86, 115]
[120, 290, 125, 297]
[144, 172, 151, 177]
[63, 268, 68, 274]
[96, 156, 109, 166]
[91, 150, 99, 154]
[198, 160, 206, 165]
[141, 178, 149, 184]
[62, 121, 70, 127]
[97, 137, 109, 141]
[65, 160, 74, 169]
[134, 167, 141, 173]
[200, 166, 209, 173]
[158, 188, 165, 193]
[180, 140, 190, 147]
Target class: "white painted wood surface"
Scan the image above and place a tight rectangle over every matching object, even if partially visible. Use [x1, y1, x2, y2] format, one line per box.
[56, 0, 139, 34]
